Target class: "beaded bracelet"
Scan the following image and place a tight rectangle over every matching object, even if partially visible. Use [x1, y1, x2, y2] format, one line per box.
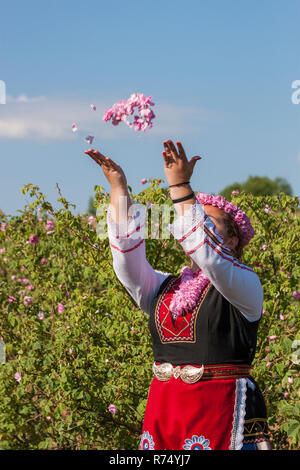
[171, 192, 195, 204]
[168, 181, 190, 188]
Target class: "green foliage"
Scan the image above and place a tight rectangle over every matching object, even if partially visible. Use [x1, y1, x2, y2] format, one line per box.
[87, 196, 97, 216]
[0, 183, 299, 449]
[220, 176, 293, 201]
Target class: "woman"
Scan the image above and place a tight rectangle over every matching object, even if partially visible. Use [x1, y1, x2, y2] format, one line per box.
[84, 140, 272, 450]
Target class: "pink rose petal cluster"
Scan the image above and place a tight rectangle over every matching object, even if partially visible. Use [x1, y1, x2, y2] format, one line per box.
[196, 193, 255, 247]
[58, 303, 65, 314]
[169, 267, 210, 318]
[103, 93, 155, 132]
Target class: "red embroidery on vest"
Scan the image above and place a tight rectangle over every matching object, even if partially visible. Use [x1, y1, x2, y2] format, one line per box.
[155, 277, 211, 344]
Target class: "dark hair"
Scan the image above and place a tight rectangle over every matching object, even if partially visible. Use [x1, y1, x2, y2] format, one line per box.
[222, 212, 244, 261]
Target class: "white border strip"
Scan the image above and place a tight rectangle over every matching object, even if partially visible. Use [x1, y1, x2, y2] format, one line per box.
[230, 378, 247, 450]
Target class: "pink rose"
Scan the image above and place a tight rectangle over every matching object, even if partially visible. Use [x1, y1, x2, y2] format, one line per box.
[38, 312, 45, 321]
[292, 291, 300, 300]
[88, 216, 96, 228]
[108, 404, 118, 415]
[29, 234, 39, 245]
[58, 303, 65, 314]
[45, 220, 54, 231]
[23, 296, 33, 306]
[14, 372, 22, 383]
[8, 296, 16, 303]
[268, 335, 277, 342]
[41, 258, 47, 264]
[141, 179, 147, 184]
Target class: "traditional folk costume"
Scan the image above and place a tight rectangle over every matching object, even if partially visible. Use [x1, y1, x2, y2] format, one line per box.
[107, 193, 272, 450]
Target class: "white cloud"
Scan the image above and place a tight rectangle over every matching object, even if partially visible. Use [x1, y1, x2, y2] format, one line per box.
[6, 94, 47, 103]
[0, 94, 224, 141]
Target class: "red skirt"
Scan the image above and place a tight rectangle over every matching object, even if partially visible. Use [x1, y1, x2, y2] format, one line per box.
[140, 372, 248, 450]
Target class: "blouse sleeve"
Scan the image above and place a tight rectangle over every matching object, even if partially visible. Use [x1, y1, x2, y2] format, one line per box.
[107, 201, 171, 315]
[168, 200, 263, 322]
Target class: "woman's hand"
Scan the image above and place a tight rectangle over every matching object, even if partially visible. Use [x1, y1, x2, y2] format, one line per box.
[162, 140, 201, 186]
[84, 148, 131, 223]
[84, 148, 127, 189]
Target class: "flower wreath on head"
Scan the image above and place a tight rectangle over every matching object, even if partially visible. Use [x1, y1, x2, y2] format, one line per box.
[169, 193, 255, 318]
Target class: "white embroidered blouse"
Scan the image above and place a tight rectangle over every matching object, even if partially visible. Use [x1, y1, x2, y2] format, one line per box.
[106, 200, 263, 322]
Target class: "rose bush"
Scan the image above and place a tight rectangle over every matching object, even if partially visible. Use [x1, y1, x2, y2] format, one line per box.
[0, 182, 299, 449]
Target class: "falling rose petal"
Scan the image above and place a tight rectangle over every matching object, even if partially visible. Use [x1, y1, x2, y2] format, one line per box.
[90, 104, 96, 111]
[72, 123, 78, 132]
[84, 135, 94, 145]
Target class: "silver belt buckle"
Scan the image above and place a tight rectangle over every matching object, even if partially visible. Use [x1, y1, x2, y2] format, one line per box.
[153, 362, 204, 384]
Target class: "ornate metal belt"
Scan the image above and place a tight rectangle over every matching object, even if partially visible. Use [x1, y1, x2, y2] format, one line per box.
[152, 362, 250, 384]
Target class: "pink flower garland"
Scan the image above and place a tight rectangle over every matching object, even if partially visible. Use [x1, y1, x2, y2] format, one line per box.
[102, 93, 155, 131]
[170, 266, 210, 318]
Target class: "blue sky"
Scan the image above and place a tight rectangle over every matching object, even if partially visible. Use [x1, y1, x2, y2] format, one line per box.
[0, 0, 299, 216]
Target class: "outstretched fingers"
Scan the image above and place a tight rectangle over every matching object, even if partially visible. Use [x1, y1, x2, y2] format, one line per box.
[84, 149, 113, 168]
[176, 141, 188, 161]
[165, 140, 179, 159]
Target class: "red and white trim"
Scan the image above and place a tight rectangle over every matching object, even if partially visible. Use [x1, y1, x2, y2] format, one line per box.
[109, 239, 144, 253]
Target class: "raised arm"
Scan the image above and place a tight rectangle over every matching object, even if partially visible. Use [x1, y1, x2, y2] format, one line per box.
[84, 148, 170, 314]
[162, 140, 263, 322]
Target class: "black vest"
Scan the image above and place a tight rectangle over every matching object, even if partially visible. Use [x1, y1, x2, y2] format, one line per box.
[149, 275, 260, 366]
